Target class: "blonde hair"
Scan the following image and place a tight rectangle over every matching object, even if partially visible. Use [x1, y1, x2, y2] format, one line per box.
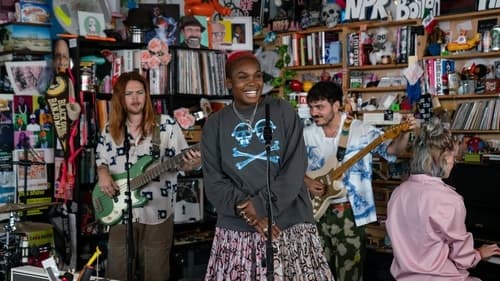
[410, 118, 457, 178]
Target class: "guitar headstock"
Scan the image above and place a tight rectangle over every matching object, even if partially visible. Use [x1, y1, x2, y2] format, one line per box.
[383, 121, 411, 140]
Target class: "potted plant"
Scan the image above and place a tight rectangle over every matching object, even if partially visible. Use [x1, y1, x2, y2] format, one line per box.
[270, 44, 296, 102]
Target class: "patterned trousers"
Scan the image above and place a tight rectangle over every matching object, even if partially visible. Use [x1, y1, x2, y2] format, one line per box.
[317, 203, 366, 281]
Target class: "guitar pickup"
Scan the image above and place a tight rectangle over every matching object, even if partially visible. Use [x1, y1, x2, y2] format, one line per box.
[93, 198, 103, 212]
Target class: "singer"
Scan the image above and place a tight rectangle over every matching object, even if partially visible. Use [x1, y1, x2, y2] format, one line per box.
[95, 72, 201, 281]
[201, 51, 333, 280]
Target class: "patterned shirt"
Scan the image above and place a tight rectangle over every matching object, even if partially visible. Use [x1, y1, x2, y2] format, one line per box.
[304, 112, 396, 226]
[95, 114, 188, 225]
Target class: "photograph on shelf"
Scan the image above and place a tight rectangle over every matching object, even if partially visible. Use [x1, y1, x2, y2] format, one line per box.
[494, 60, 500, 79]
[137, 3, 181, 46]
[0, 23, 51, 53]
[178, 15, 209, 48]
[210, 21, 232, 50]
[5, 61, 51, 96]
[77, 11, 106, 37]
[219, 16, 253, 51]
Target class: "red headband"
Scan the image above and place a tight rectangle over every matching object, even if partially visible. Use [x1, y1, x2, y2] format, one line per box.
[226, 51, 256, 64]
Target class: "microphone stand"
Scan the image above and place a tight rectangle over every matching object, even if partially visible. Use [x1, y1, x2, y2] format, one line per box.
[123, 127, 134, 281]
[264, 103, 274, 281]
[17, 136, 45, 220]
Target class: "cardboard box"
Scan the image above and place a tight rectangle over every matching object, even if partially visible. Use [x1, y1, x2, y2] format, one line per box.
[15, 0, 50, 24]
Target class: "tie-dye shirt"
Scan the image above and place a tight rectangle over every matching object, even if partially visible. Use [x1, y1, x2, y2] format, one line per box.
[304, 112, 396, 226]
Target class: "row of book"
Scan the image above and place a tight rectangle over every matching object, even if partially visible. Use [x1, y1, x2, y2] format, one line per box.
[168, 48, 228, 96]
[346, 25, 416, 67]
[451, 99, 500, 130]
[423, 58, 455, 95]
[281, 31, 342, 67]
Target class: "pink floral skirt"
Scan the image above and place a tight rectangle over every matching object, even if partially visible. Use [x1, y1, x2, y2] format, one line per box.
[204, 223, 334, 281]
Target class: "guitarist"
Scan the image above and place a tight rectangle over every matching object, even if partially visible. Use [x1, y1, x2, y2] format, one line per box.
[303, 81, 417, 281]
[95, 72, 201, 281]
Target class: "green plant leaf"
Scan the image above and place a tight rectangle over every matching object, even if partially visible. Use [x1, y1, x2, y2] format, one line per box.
[275, 60, 284, 69]
[271, 77, 283, 87]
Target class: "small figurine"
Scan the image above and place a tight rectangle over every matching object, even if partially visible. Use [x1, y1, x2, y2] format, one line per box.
[447, 30, 481, 52]
[300, 9, 312, 29]
[369, 27, 394, 65]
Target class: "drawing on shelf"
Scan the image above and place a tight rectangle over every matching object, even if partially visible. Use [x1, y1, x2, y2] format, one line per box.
[5, 61, 51, 96]
[77, 11, 106, 37]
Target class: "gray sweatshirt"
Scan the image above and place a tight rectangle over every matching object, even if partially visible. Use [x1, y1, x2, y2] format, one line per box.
[201, 95, 314, 231]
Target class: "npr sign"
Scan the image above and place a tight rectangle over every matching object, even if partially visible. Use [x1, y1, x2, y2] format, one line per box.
[344, 0, 440, 21]
[478, 0, 500, 10]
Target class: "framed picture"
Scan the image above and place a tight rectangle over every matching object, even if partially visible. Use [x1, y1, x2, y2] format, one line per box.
[209, 21, 232, 50]
[220, 16, 253, 51]
[5, 61, 51, 96]
[494, 60, 500, 79]
[137, 3, 181, 46]
[77, 11, 106, 37]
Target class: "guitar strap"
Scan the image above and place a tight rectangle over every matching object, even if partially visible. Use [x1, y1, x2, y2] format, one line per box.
[337, 115, 353, 162]
[152, 114, 161, 159]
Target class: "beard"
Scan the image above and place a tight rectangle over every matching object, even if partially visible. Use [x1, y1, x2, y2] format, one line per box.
[185, 37, 201, 48]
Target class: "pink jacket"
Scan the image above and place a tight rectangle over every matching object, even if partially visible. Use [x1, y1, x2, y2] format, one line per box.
[386, 174, 481, 281]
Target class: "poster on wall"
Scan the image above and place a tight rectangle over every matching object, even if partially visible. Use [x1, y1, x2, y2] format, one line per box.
[133, 3, 181, 46]
[5, 61, 51, 96]
[0, 94, 15, 220]
[178, 15, 209, 48]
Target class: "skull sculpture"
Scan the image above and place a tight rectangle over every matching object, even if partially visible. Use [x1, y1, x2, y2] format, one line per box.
[321, 3, 341, 28]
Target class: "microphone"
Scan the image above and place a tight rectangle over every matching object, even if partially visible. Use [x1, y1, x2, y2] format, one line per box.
[264, 103, 272, 146]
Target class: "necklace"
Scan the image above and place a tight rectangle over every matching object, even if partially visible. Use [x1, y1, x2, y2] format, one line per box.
[232, 102, 259, 126]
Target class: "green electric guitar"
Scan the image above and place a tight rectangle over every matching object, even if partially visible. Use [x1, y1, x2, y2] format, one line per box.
[92, 143, 200, 226]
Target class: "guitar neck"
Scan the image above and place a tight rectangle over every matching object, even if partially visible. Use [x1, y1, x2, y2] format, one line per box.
[130, 143, 200, 190]
[331, 135, 385, 180]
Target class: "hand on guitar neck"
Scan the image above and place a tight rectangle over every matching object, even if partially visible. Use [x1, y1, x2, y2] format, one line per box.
[178, 147, 202, 172]
[306, 118, 415, 220]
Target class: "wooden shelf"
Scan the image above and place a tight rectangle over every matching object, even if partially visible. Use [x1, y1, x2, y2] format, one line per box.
[343, 19, 420, 30]
[0, 22, 51, 27]
[372, 179, 402, 185]
[423, 50, 500, 60]
[450, 130, 500, 134]
[435, 9, 500, 21]
[437, 93, 500, 100]
[287, 63, 342, 71]
[348, 86, 406, 92]
[348, 64, 408, 71]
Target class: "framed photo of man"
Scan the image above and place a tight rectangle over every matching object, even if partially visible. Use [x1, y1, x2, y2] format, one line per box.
[219, 16, 253, 51]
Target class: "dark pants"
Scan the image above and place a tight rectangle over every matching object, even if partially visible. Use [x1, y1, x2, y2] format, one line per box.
[106, 216, 174, 281]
